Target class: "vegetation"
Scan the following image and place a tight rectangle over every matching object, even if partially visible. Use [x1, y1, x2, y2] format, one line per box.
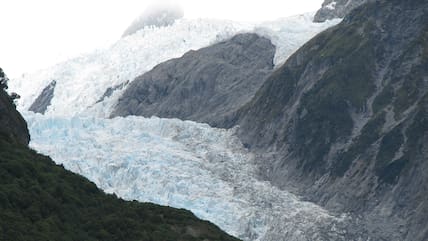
[333, 112, 386, 177]
[0, 68, 238, 241]
[380, 93, 428, 185]
[372, 86, 393, 114]
[0, 68, 8, 91]
[0, 135, 239, 241]
[392, 25, 428, 119]
[292, 19, 377, 174]
[374, 125, 405, 184]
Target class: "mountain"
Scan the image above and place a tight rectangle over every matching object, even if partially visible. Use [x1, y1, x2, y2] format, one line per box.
[111, 33, 275, 127]
[10, 14, 338, 118]
[313, 0, 369, 22]
[10, 19, 254, 117]
[232, 0, 428, 240]
[0, 69, 239, 241]
[12, 1, 427, 238]
[8, 14, 342, 241]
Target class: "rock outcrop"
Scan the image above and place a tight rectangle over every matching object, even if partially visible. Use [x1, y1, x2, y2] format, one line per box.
[29, 80, 56, 114]
[112, 33, 275, 127]
[233, 1, 428, 240]
[313, 0, 370, 22]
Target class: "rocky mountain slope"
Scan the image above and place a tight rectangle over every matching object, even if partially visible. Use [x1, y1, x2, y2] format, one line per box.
[11, 14, 338, 118]
[313, 0, 369, 22]
[232, 0, 428, 240]
[8, 14, 341, 241]
[111, 33, 275, 127]
[0, 69, 238, 241]
[10, 1, 428, 239]
[28, 80, 56, 114]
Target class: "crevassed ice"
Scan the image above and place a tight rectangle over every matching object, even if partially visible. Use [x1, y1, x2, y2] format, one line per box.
[25, 112, 348, 241]
[16, 12, 345, 241]
[10, 13, 339, 118]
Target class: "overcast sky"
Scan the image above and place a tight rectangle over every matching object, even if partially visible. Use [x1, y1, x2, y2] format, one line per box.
[0, 0, 323, 78]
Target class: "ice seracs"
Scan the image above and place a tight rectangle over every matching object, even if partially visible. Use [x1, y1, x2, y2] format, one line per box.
[12, 11, 347, 241]
[25, 111, 350, 241]
[10, 13, 339, 118]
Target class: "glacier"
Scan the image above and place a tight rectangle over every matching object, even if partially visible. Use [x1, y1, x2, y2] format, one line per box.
[10, 13, 340, 117]
[25, 111, 350, 241]
[11, 12, 350, 241]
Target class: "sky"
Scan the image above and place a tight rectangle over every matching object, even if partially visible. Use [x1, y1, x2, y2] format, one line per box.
[0, 0, 323, 78]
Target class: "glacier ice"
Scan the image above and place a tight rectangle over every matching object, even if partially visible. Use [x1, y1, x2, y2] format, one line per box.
[25, 111, 350, 241]
[13, 11, 349, 241]
[10, 13, 340, 118]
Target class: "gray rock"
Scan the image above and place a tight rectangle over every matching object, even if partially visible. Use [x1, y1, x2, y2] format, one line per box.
[96, 80, 129, 104]
[111, 33, 275, 127]
[29, 80, 56, 114]
[234, 1, 428, 240]
[313, 0, 370, 22]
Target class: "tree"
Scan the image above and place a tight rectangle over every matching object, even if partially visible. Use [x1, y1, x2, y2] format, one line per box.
[0, 67, 9, 91]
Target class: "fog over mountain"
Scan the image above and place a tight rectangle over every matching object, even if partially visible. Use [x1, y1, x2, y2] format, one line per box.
[122, 2, 184, 37]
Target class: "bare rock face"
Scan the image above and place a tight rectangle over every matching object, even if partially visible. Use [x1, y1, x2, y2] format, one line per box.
[313, 0, 370, 22]
[112, 33, 275, 127]
[0, 68, 29, 145]
[233, 1, 428, 240]
[29, 80, 56, 114]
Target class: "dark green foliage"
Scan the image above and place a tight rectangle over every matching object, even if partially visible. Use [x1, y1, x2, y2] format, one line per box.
[333, 112, 386, 177]
[405, 95, 428, 151]
[376, 158, 407, 185]
[395, 94, 428, 181]
[243, 64, 301, 126]
[393, 76, 423, 119]
[375, 125, 405, 183]
[0, 138, 239, 241]
[315, 21, 376, 110]
[292, 20, 377, 174]
[392, 26, 428, 119]
[0, 68, 7, 90]
[296, 96, 353, 173]
[375, 126, 404, 169]
[372, 86, 393, 114]
[376, 93, 428, 185]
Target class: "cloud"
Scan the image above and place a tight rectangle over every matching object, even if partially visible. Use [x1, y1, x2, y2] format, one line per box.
[122, 0, 184, 37]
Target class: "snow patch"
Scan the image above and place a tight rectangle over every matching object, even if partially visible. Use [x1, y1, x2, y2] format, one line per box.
[326, 1, 337, 10]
